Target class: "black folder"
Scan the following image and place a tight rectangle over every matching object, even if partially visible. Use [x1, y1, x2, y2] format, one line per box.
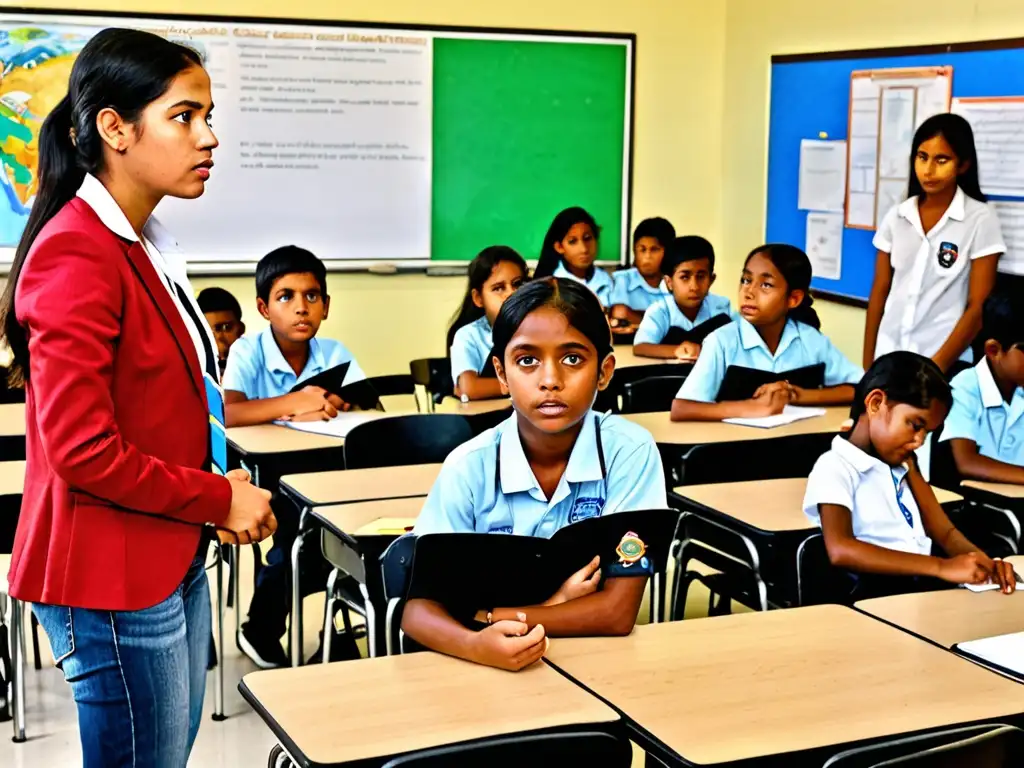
[716, 363, 825, 402]
[660, 313, 732, 347]
[479, 346, 499, 379]
[289, 362, 382, 410]
[404, 509, 680, 618]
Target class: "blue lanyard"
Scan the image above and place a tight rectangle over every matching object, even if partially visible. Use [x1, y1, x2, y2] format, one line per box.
[890, 470, 914, 528]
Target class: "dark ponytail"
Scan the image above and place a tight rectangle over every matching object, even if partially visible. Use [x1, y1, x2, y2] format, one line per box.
[746, 243, 821, 330]
[0, 28, 202, 386]
[446, 245, 527, 350]
[534, 206, 600, 280]
[849, 351, 951, 423]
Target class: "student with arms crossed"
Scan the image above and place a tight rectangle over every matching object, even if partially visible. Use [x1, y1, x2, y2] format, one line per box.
[405, 278, 668, 671]
[804, 352, 1016, 599]
[941, 294, 1024, 485]
[608, 216, 675, 327]
[633, 235, 731, 361]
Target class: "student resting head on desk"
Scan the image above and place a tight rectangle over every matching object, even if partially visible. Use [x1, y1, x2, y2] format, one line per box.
[533, 206, 613, 307]
[941, 293, 1024, 486]
[197, 286, 244, 377]
[608, 216, 675, 327]
[447, 245, 528, 402]
[404, 277, 668, 671]
[670, 243, 862, 421]
[803, 351, 1017, 600]
[633, 235, 732, 362]
[222, 245, 366, 428]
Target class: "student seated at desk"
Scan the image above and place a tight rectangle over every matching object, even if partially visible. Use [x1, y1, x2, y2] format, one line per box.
[671, 244, 862, 421]
[803, 352, 1017, 598]
[533, 206, 613, 306]
[198, 286, 245, 377]
[405, 278, 668, 671]
[222, 245, 366, 428]
[942, 294, 1024, 485]
[633, 235, 732, 361]
[608, 216, 675, 327]
[448, 245, 528, 401]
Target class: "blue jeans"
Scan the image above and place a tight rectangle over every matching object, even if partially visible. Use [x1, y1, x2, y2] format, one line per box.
[34, 554, 210, 768]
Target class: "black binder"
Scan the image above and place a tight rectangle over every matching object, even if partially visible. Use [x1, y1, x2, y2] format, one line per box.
[479, 346, 499, 379]
[660, 313, 732, 347]
[404, 509, 680, 617]
[716, 363, 825, 402]
[289, 362, 382, 410]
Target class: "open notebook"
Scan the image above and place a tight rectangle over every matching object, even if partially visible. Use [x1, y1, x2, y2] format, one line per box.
[274, 411, 388, 439]
[955, 632, 1024, 680]
[723, 405, 827, 429]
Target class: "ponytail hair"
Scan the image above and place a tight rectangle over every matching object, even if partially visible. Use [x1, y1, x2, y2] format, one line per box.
[446, 245, 527, 351]
[0, 28, 202, 386]
[534, 206, 600, 280]
[745, 243, 820, 330]
[849, 351, 951, 423]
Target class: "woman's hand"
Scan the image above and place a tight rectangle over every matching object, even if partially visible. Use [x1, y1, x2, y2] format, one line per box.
[223, 469, 276, 544]
[545, 556, 601, 606]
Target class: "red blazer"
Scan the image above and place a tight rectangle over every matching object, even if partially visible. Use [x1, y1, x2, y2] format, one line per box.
[7, 198, 231, 611]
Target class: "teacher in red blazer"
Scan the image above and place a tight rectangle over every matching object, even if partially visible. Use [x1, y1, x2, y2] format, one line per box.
[0, 30, 276, 768]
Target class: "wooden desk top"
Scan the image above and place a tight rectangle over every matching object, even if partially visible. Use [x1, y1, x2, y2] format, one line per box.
[241, 652, 617, 766]
[227, 423, 345, 455]
[545, 605, 1024, 765]
[435, 398, 513, 416]
[312, 496, 424, 538]
[280, 463, 442, 507]
[856, 556, 1024, 648]
[0, 403, 24, 437]
[613, 347, 681, 370]
[962, 480, 1024, 500]
[674, 479, 963, 533]
[0, 461, 24, 496]
[623, 406, 849, 446]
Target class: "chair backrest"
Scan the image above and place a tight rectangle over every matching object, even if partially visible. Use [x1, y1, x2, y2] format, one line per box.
[620, 375, 688, 414]
[381, 533, 417, 602]
[367, 374, 417, 398]
[824, 723, 1024, 767]
[381, 729, 633, 768]
[344, 414, 473, 470]
[465, 405, 514, 436]
[409, 358, 453, 405]
[928, 423, 963, 492]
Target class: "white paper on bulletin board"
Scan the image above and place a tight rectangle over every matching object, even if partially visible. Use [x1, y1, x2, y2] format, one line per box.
[798, 139, 847, 212]
[805, 211, 843, 280]
[952, 97, 1024, 197]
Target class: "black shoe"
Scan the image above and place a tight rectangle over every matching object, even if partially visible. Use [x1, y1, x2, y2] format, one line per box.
[306, 628, 361, 665]
[239, 623, 288, 669]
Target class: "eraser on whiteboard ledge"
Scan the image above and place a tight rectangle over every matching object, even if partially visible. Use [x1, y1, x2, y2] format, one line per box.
[367, 262, 398, 275]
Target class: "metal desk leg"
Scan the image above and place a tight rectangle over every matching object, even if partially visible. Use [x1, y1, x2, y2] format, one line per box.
[212, 547, 226, 721]
[233, 543, 243, 653]
[288, 511, 312, 668]
[321, 568, 339, 664]
[10, 598, 25, 743]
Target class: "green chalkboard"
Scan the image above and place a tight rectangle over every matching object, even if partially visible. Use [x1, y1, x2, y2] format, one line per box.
[431, 37, 629, 262]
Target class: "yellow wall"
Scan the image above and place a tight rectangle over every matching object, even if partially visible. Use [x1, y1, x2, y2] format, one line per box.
[720, 0, 1024, 365]
[2, 0, 728, 375]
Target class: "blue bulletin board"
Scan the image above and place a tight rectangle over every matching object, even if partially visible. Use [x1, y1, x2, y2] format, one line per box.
[766, 38, 1024, 305]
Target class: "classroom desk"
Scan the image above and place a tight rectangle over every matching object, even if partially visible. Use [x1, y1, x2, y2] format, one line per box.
[612, 346, 686, 370]
[279, 464, 441, 666]
[963, 480, 1024, 500]
[0, 403, 25, 461]
[240, 651, 620, 768]
[435, 398, 512, 416]
[227, 423, 345, 490]
[544, 604, 1024, 767]
[855, 555, 1024, 650]
[671, 478, 963, 613]
[0, 460, 25, 495]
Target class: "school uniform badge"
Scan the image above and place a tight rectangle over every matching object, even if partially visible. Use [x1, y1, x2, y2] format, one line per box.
[616, 531, 646, 567]
[938, 241, 959, 269]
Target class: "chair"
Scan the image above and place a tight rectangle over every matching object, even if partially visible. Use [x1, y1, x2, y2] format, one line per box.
[409, 358, 453, 411]
[381, 729, 633, 768]
[824, 723, 1024, 767]
[620, 375, 687, 414]
[365, 373, 419, 414]
[344, 414, 473, 470]
[380, 534, 417, 655]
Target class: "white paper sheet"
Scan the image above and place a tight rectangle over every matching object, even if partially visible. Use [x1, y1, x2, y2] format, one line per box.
[805, 212, 843, 280]
[990, 200, 1024, 276]
[957, 631, 1024, 676]
[274, 411, 388, 439]
[878, 88, 916, 179]
[952, 98, 1024, 197]
[875, 178, 907, 226]
[723, 405, 827, 429]
[798, 139, 848, 212]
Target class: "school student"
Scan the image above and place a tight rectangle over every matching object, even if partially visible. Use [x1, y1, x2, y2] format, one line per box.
[222, 245, 365, 428]
[941, 294, 1024, 485]
[864, 114, 1004, 374]
[447, 245, 528, 401]
[198, 286, 245, 377]
[671, 244, 862, 421]
[533, 206, 613, 306]
[405, 278, 668, 671]
[609, 216, 675, 326]
[633, 235, 732, 361]
[803, 352, 1016, 598]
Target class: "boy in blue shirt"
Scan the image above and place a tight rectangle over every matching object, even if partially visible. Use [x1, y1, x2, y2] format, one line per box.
[223, 245, 366, 667]
[942, 294, 1024, 485]
[633, 235, 732, 361]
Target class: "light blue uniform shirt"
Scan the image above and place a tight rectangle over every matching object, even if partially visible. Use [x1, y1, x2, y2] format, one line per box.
[553, 262, 614, 306]
[223, 326, 366, 399]
[609, 267, 670, 311]
[415, 410, 668, 538]
[449, 316, 493, 379]
[634, 293, 733, 346]
[941, 357, 1024, 466]
[677, 317, 863, 402]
